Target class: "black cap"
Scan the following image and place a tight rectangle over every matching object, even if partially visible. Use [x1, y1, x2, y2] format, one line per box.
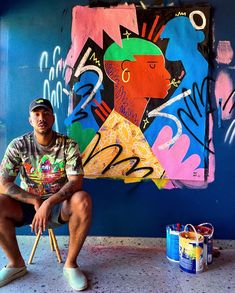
[29, 98, 53, 113]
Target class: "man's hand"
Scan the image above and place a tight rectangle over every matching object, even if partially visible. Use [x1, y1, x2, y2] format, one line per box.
[31, 200, 52, 234]
[30, 175, 83, 234]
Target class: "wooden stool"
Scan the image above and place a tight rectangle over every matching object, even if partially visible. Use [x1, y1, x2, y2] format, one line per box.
[28, 228, 62, 264]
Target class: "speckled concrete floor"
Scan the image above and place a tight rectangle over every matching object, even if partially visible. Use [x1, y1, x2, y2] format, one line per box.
[0, 236, 234, 293]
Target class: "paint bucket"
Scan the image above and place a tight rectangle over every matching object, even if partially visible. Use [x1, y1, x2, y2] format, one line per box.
[179, 224, 204, 274]
[195, 223, 214, 265]
[166, 223, 184, 262]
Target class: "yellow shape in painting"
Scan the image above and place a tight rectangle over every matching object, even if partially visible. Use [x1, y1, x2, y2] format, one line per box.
[82, 110, 164, 179]
[152, 178, 169, 189]
[124, 177, 142, 183]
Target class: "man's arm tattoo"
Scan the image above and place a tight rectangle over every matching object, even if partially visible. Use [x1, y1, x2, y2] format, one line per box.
[2, 181, 37, 204]
[56, 181, 80, 200]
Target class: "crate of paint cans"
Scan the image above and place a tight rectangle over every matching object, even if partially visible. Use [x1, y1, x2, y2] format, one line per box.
[166, 223, 214, 274]
[166, 223, 185, 262]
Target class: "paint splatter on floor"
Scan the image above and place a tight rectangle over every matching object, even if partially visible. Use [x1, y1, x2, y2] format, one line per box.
[0, 236, 234, 292]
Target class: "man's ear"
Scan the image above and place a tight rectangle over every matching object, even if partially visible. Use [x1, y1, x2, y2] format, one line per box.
[29, 116, 33, 126]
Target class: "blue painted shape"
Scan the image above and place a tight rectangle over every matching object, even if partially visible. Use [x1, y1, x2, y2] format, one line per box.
[144, 17, 209, 167]
[64, 71, 103, 132]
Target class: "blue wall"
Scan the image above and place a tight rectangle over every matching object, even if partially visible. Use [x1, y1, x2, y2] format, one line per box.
[0, 0, 234, 239]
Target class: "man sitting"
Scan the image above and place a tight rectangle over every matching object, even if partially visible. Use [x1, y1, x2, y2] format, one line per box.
[0, 98, 92, 291]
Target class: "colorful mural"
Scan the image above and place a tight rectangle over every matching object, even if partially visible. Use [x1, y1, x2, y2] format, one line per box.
[215, 40, 235, 144]
[60, 4, 216, 189]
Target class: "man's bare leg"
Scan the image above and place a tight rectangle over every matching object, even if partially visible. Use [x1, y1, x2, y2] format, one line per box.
[0, 195, 25, 268]
[60, 191, 92, 268]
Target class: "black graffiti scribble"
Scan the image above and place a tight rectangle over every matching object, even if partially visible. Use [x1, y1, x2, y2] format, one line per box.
[83, 132, 155, 178]
[177, 76, 215, 154]
[72, 109, 88, 123]
[71, 83, 94, 123]
[223, 88, 235, 114]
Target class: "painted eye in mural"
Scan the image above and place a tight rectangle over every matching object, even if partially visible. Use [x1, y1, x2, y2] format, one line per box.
[148, 62, 157, 69]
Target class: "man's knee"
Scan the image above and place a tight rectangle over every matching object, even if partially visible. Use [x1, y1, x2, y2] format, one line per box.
[70, 191, 92, 217]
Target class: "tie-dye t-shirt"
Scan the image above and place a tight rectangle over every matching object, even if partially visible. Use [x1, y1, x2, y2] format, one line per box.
[0, 131, 83, 196]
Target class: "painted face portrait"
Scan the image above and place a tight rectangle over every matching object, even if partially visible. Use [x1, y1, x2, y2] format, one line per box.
[103, 38, 171, 125]
[104, 38, 171, 99]
[121, 54, 171, 98]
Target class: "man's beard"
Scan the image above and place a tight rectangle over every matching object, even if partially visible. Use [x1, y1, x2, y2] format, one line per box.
[37, 127, 53, 135]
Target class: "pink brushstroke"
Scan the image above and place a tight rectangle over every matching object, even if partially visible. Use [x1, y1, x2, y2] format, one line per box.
[215, 70, 234, 119]
[152, 126, 205, 181]
[65, 4, 139, 84]
[216, 41, 234, 64]
[154, 124, 215, 189]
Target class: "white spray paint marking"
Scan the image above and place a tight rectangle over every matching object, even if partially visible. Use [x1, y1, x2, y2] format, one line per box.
[225, 119, 235, 144]
[148, 89, 191, 150]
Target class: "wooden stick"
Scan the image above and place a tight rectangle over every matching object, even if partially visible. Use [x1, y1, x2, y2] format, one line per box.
[50, 229, 62, 263]
[48, 229, 55, 251]
[28, 231, 41, 264]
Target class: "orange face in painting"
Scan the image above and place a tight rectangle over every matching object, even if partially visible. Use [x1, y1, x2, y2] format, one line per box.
[104, 38, 172, 125]
[121, 54, 171, 99]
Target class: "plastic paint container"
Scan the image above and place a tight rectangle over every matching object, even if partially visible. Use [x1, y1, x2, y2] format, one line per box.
[179, 224, 204, 274]
[166, 223, 184, 262]
[195, 223, 214, 265]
